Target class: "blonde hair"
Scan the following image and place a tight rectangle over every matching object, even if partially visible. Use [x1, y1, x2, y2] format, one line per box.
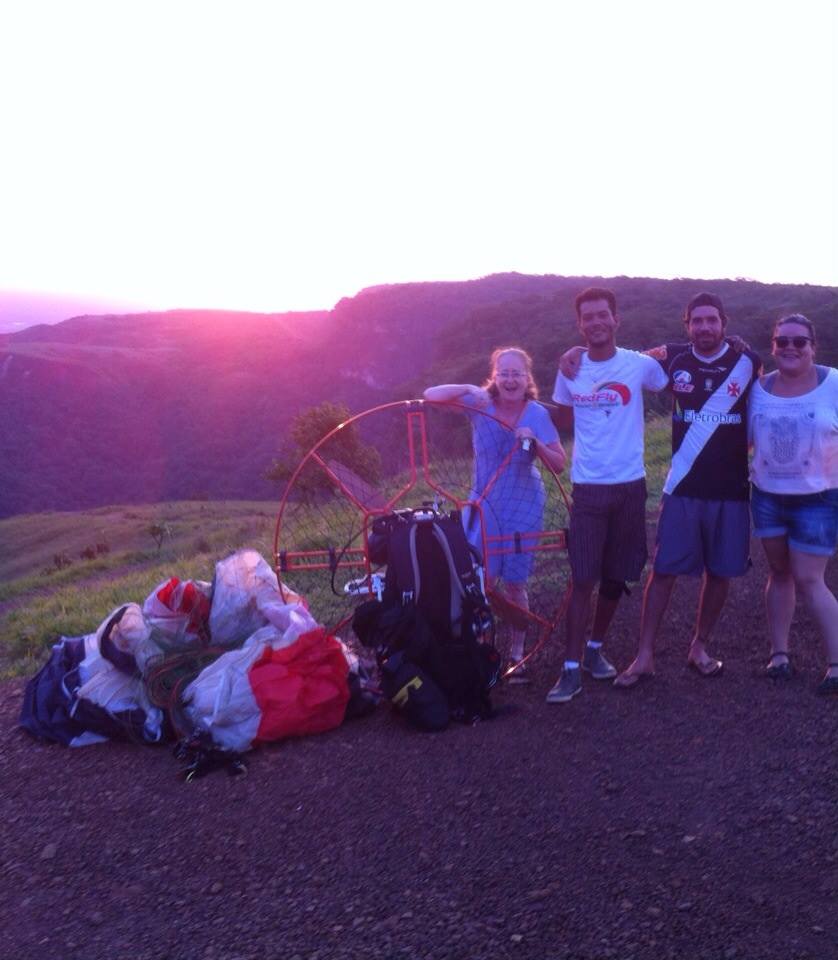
[483, 347, 538, 401]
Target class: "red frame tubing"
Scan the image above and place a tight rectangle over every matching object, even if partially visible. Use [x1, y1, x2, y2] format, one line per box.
[273, 399, 572, 666]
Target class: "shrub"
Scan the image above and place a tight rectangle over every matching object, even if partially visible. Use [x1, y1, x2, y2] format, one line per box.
[147, 521, 172, 555]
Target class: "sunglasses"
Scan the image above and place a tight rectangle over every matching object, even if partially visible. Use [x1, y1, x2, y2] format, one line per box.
[773, 336, 812, 349]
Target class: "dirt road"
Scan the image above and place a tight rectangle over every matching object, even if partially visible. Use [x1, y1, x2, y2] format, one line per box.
[1, 552, 836, 960]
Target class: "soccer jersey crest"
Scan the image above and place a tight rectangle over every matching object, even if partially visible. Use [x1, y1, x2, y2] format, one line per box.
[662, 345, 760, 500]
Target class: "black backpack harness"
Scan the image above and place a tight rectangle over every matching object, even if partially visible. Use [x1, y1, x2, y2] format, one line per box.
[353, 506, 499, 730]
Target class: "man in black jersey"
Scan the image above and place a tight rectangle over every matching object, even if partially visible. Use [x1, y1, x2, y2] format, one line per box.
[614, 292, 762, 687]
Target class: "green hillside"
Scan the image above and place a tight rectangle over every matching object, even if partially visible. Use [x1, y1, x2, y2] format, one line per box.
[394, 278, 838, 409]
[0, 418, 678, 679]
[2, 273, 834, 517]
[2, 268, 835, 677]
[0, 500, 279, 677]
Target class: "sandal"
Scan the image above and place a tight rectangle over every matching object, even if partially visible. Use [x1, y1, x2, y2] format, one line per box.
[766, 652, 793, 681]
[816, 664, 838, 696]
[687, 656, 723, 678]
[613, 669, 655, 689]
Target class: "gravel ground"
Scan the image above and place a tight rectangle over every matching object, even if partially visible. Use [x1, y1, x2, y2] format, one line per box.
[1, 545, 836, 960]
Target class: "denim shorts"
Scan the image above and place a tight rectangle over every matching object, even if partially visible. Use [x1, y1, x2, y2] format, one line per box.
[751, 486, 838, 556]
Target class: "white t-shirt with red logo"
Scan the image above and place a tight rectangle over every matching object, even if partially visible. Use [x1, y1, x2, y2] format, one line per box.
[553, 348, 669, 484]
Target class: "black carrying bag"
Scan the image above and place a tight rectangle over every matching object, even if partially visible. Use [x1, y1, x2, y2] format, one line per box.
[352, 507, 499, 730]
[379, 650, 449, 732]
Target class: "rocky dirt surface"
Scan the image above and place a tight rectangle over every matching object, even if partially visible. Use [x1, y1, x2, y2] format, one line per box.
[1, 548, 836, 960]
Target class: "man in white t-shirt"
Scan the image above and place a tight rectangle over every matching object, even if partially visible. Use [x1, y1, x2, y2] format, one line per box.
[546, 287, 669, 703]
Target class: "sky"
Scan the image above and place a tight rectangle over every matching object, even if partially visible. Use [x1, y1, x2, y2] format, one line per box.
[0, 0, 835, 314]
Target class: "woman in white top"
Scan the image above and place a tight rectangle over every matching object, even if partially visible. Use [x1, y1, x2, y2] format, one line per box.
[749, 314, 838, 694]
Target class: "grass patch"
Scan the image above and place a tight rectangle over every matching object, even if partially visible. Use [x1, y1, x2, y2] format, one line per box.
[0, 557, 217, 677]
[0, 500, 279, 584]
[644, 415, 671, 507]
[0, 556, 115, 602]
[0, 501, 281, 676]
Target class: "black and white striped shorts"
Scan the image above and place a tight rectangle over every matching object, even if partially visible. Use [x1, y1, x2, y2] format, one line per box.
[567, 478, 648, 584]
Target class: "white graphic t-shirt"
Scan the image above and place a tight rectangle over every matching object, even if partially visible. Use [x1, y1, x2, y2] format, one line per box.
[749, 367, 838, 493]
[553, 348, 669, 484]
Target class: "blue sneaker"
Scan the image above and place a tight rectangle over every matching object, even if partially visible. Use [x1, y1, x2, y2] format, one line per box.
[582, 646, 617, 680]
[545, 667, 581, 703]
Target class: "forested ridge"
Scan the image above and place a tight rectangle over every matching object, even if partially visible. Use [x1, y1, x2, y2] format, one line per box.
[1, 273, 835, 516]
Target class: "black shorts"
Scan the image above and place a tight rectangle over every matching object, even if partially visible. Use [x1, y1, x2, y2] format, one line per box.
[568, 479, 648, 584]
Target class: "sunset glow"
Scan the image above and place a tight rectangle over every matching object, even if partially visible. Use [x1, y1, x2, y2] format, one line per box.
[0, 0, 835, 314]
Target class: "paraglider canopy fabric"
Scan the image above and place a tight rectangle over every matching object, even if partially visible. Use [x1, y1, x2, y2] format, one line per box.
[251, 628, 350, 744]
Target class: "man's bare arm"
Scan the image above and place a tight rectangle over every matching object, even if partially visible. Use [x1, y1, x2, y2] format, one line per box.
[558, 345, 586, 380]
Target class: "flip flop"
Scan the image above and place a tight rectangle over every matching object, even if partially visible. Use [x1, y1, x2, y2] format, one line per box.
[687, 657, 723, 678]
[613, 670, 654, 689]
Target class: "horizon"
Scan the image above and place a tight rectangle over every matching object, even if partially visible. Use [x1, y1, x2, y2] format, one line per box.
[0, 1, 835, 316]
[2, 265, 838, 335]
[2, 267, 837, 335]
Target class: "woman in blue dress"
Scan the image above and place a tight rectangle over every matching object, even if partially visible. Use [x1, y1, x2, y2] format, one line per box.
[424, 348, 566, 675]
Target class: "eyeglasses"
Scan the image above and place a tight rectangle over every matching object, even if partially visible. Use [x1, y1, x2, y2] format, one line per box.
[497, 371, 525, 379]
[773, 336, 812, 349]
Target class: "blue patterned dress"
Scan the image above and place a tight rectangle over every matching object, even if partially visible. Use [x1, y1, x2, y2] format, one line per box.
[462, 400, 559, 583]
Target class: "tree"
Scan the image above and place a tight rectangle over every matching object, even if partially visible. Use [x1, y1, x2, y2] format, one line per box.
[264, 401, 381, 499]
[147, 521, 172, 555]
